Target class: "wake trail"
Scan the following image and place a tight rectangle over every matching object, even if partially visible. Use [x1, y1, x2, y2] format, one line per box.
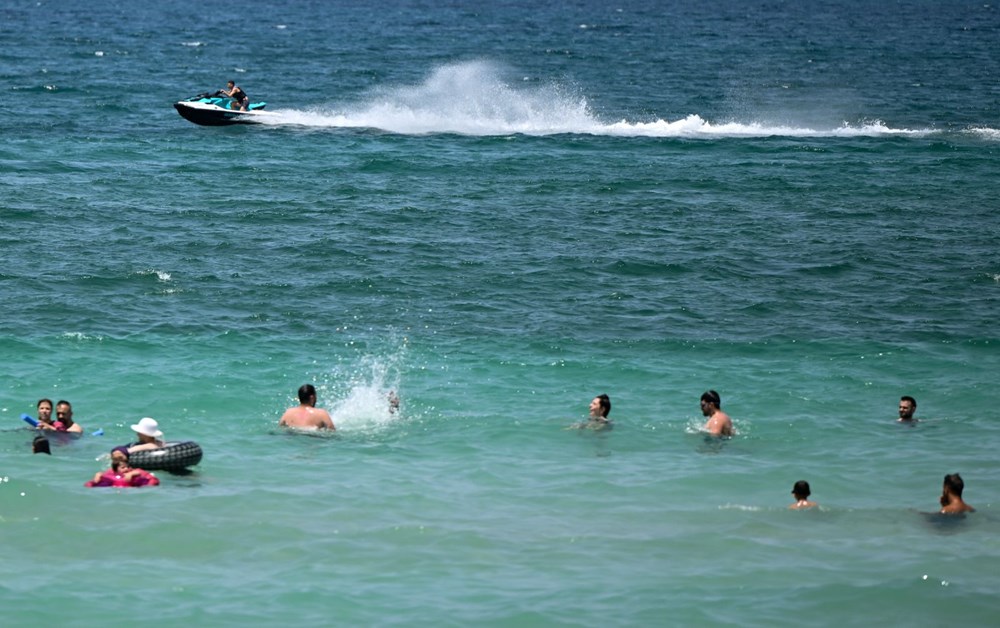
[263, 60, 939, 138]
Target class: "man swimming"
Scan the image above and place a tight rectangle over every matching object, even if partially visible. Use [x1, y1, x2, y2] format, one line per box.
[279, 384, 335, 430]
[700, 390, 733, 436]
[939, 473, 974, 514]
[898, 395, 917, 422]
[789, 480, 818, 510]
[54, 400, 83, 433]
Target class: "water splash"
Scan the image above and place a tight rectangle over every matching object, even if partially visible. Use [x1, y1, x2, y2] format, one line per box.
[266, 60, 936, 138]
[315, 346, 406, 432]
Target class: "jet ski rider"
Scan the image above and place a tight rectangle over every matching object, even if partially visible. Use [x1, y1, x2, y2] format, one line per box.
[223, 80, 249, 111]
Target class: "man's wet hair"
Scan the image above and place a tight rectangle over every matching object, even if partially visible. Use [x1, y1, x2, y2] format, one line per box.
[298, 384, 317, 403]
[944, 473, 964, 497]
[901, 395, 917, 407]
[701, 390, 721, 407]
[792, 480, 811, 498]
[596, 394, 611, 418]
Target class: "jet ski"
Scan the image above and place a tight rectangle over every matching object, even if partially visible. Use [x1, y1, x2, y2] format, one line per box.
[173, 91, 279, 126]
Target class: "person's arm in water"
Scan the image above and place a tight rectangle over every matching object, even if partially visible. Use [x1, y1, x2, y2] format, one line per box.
[319, 409, 335, 430]
[123, 469, 159, 487]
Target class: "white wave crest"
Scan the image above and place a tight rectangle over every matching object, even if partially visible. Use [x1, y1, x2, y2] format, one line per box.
[967, 126, 1000, 141]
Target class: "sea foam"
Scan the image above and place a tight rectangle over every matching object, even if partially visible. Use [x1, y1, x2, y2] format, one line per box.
[266, 61, 935, 138]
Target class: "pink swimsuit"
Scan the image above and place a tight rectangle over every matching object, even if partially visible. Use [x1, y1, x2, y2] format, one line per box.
[85, 468, 159, 488]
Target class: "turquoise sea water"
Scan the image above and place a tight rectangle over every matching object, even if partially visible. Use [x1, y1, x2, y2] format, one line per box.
[2, 1, 999, 625]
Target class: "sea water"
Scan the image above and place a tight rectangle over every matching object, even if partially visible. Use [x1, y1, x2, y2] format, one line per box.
[1, 0, 999, 625]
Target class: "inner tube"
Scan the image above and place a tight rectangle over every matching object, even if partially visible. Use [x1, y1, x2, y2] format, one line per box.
[128, 441, 203, 472]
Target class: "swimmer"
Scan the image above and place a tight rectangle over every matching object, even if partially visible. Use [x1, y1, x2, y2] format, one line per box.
[85, 446, 159, 488]
[939, 473, 974, 515]
[54, 400, 83, 433]
[570, 394, 613, 430]
[388, 390, 400, 414]
[279, 384, 335, 430]
[35, 398, 57, 430]
[898, 395, 917, 423]
[32, 434, 51, 455]
[700, 390, 733, 437]
[127, 417, 165, 453]
[789, 480, 818, 510]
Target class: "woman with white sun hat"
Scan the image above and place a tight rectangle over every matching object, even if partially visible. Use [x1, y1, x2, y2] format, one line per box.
[127, 417, 165, 453]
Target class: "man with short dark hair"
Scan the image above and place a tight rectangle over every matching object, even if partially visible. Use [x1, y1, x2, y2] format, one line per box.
[940, 473, 974, 514]
[789, 480, 818, 510]
[898, 396, 917, 422]
[279, 384, 335, 430]
[700, 390, 733, 436]
[55, 400, 83, 434]
[223, 80, 249, 111]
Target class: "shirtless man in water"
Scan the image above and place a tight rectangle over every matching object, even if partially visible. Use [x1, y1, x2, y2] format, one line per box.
[789, 480, 818, 510]
[55, 400, 84, 434]
[939, 473, 974, 515]
[898, 395, 918, 423]
[700, 390, 733, 437]
[279, 384, 335, 430]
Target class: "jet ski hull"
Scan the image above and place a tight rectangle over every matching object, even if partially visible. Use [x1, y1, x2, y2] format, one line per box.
[174, 102, 275, 126]
[174, 97, 277, 126]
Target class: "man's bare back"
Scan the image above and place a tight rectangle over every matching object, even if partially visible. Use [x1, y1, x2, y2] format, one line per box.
[704, 410, 733, 437]
[279, 404, 335, 430]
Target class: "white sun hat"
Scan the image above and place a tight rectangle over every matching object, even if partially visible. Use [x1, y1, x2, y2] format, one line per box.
[130, 417, 163, 438]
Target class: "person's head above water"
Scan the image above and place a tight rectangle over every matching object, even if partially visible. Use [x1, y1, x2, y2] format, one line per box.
[55, 400, 73, 426]
[298, 384, 318, 405]
[37, 398, 53, 423]
[130, 417, 163, 442]
[32, 435, 51, 455]
[589, 394, 611, 419]
[899, 396, 917, 421]
[110, 446, 130, 470]
[943, 473, 964, 498]
[792, 480, 811, 499]
[700, 390, 721, 415]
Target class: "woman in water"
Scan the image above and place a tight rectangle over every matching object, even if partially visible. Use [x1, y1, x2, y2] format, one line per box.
[127, 417, 165, 453]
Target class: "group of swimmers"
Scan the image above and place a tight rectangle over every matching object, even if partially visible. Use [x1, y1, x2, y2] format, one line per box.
[26, 388, 975, 512]
[577, 390, 974, 515]
[572, 389, 733, 436]
[30, 399, 83, 434]
[30, 399, 168, 487]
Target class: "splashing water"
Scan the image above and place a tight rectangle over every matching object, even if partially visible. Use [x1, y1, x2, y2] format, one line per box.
[274, 60, 596, 135]
[266, 60, 936, 138]
[313, 348, 406, 432]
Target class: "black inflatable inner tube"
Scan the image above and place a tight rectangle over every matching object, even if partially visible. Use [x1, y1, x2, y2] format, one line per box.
[128, 441, 203, 472]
